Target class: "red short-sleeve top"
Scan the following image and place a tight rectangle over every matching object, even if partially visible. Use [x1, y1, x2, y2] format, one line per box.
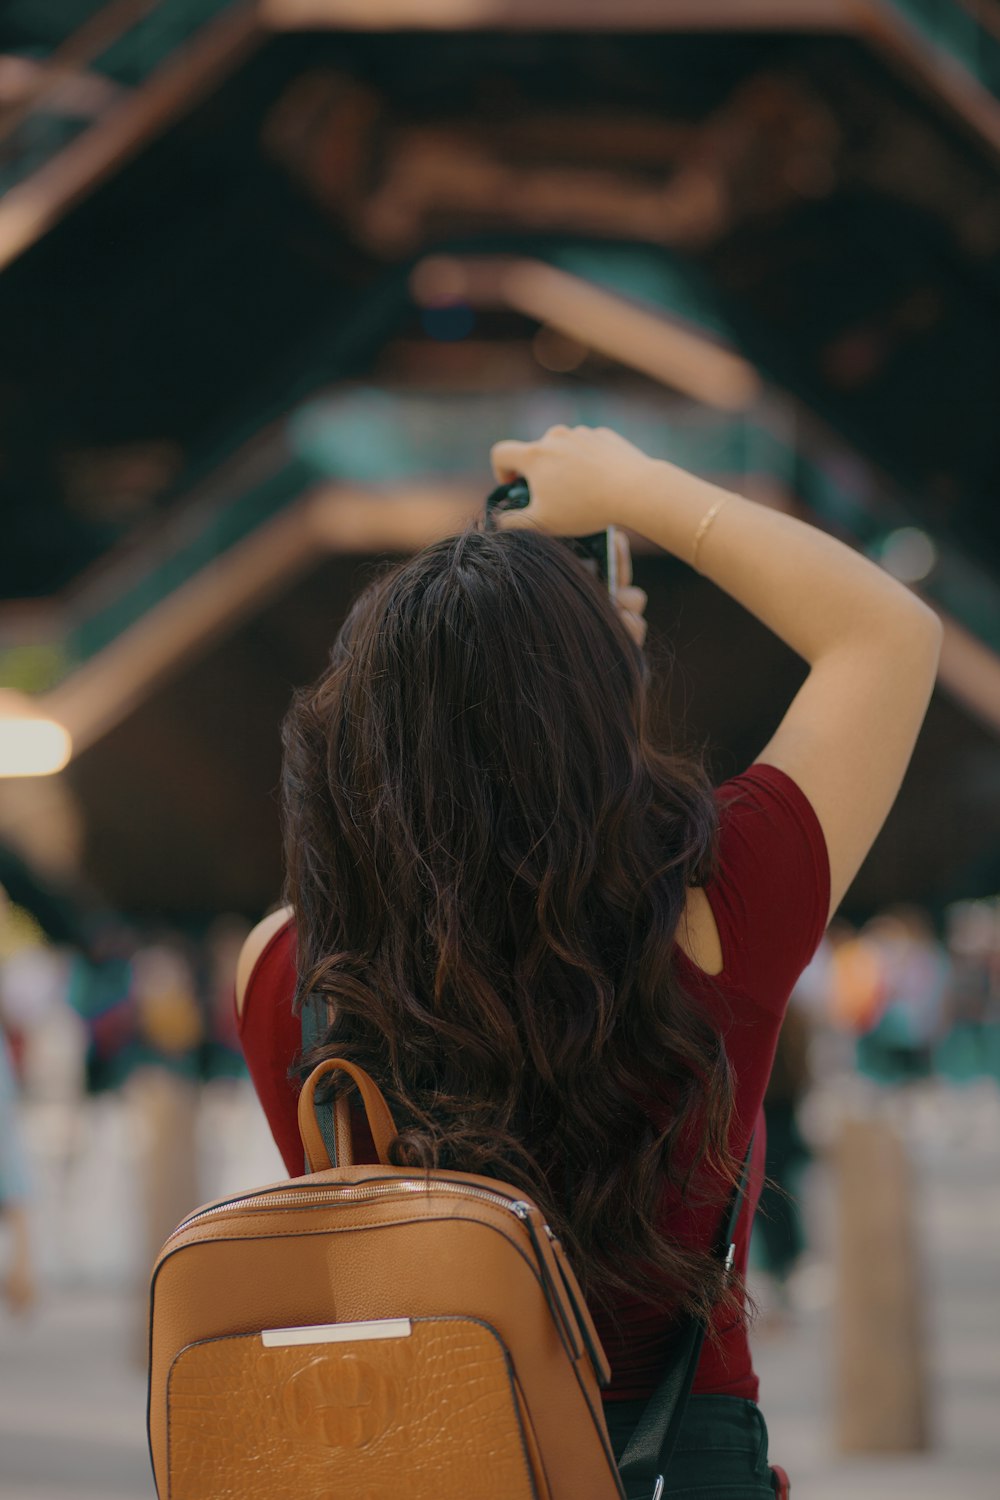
[236, 762, 830, 1405]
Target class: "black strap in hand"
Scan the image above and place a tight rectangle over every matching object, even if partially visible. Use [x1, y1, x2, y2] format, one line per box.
[617, 1139, 755, 1499]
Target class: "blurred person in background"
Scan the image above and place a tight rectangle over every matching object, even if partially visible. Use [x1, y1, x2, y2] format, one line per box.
[940, 899, 1000, 1087]
[0, 888, 37, 1317]
[827, 918, 885, 1038]
[233, 426, 941, 1496]
[855, 907, 950, 1093]
[0, 1029, 36, 1315]
[201, 915, 252, 1078]
[754, 995, 813, 1327]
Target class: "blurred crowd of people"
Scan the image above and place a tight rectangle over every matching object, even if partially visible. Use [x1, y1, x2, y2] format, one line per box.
[752, 896, 1000, 1311]
[2, 882, 1000, 1319]
[0, 885, 251, 1315]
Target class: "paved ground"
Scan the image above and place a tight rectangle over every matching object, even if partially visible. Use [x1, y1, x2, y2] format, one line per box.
[0, 1291, 150, 1500]
[1, 1076, 997, 1498]
[754, 1077, 1000, 1499]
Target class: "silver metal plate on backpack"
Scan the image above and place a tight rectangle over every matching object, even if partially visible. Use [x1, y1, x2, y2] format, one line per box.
[262, 1318, 413, 1347]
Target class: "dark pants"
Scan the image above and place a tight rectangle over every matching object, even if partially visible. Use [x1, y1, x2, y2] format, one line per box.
[603, 1395, 784, 1499]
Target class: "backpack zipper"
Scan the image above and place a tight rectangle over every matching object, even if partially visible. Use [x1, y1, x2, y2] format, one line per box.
[166, 1179, 535, 1242]
[163, 1181, 588, 1374]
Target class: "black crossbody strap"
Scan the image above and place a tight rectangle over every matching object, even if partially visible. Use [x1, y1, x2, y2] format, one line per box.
[301, 999, 339, 1171]
[617, 1138, 756, 1497]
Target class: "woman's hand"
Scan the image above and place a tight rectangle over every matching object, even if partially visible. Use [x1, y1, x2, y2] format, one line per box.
[612, 529, 648, 649]
[490, 424, 657, 536]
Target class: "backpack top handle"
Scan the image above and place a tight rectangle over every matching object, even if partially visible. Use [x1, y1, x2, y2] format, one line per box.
[298, 1057, 400, 1171]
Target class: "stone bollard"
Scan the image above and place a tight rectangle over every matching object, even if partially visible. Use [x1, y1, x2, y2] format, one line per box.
[129, 1065, 199, 1367]
[833, 1114, 930, 1453]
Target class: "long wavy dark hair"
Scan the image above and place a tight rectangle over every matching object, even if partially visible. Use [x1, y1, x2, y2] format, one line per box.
[281, 519, 739, 1327]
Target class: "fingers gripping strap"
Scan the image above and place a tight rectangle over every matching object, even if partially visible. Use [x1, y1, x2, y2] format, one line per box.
[298, 1055, 401, 1172]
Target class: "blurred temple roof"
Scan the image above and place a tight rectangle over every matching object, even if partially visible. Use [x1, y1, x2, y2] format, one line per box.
[2, 1, 1000, 919]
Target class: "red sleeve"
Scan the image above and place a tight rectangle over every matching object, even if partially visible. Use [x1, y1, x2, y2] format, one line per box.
[704, 762, 831, 1016]
[236, 917, 379, 1176]
[235, 917, 304, 1177]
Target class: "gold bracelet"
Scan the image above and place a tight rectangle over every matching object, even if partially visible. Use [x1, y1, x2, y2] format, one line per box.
[691, 495, 731, 573]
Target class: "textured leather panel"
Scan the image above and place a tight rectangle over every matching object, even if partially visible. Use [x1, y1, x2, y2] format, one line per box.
[151, 1163, 623, 1498]
[167, 1318, 537, 1500]
[150, 1210, 623, 1499]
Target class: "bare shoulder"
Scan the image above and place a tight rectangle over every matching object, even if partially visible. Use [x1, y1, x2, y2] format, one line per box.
[235, 905, 294, 1017]
[676, 886, 724, 977]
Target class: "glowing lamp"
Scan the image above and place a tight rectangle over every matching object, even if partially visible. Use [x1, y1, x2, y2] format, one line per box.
[879, 528, 938, 584]
[0, 690, 72, 777]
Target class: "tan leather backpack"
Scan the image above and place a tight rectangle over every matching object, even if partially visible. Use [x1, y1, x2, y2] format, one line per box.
[147, 1056, 626, 1499]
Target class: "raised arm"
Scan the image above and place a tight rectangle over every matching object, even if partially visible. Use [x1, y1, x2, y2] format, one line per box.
[491, 426, 943, 924]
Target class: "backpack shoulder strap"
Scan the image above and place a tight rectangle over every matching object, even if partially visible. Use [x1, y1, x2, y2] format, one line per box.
[617, 1137, 756, 1497]
[300, 999, 340, 1171]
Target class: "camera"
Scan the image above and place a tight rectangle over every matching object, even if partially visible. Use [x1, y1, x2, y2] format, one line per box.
[484, 479, 619, 595]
